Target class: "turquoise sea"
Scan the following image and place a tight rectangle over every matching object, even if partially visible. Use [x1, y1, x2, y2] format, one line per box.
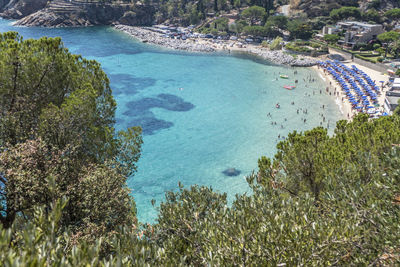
[0, 20, 344, 222]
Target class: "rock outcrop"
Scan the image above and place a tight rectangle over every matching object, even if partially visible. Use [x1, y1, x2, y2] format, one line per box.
[0, 0, 47, 19]
[0, 0, 154, 27]
[115, 24, 216, 52]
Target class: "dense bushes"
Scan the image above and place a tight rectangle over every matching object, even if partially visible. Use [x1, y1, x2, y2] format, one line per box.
[2, 112, 400, 265]
[285, 41, 328, 55]
[285, 42, 312, 53]
[330, 6, 361, 21]
[0, 32, 142, 241]
[354, 54, 378, 63]
[2, 32, 400, 266]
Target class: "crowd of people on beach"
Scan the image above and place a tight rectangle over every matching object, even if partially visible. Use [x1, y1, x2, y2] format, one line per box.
[318, 60, 386, 118]
[268, 69, 334, 142]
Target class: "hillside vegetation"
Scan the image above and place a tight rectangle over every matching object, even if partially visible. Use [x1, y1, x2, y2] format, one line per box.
[2, 0, 400, 28]
[0, 33, 399, 265]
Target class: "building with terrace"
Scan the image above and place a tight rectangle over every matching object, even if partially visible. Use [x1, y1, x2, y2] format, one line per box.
[320, 21, 384, 47]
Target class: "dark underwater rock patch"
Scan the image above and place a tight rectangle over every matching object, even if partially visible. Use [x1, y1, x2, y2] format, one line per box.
[128, 116, 173, 135]
[222, 168, 241, 177]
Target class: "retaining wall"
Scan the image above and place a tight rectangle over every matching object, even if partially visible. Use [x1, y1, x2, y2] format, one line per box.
[329, 47, 390, 74]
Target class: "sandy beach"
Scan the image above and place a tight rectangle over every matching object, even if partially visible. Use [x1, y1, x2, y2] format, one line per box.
[313, 60, 389, 120]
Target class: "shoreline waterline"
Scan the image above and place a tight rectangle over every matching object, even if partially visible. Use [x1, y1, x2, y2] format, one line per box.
[113, 24, 318, 67]
[313, 61, 389, 120]
[0, 20, 346, 223]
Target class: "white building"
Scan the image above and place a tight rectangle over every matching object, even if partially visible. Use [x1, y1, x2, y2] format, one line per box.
[384, 78, 400, 114]
[339, 21, 384, 45]
[321, 21, 384, 46]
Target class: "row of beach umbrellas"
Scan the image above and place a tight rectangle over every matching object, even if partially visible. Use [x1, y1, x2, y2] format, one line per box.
[317, 60, 382, 115]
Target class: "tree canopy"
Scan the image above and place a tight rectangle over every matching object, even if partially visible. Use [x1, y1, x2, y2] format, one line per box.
[287, 19, 313, 40]
[385, 8, 400, 20]
[330, 6, 361, 21]
[1, 32, 400, 266]
[266, 15, 288, 30]
[323, 33, 340, 44]
[378, 31, 400, 43]
[378, 31, 400, 57]
[2, 111, 400, 265]
[0, 32, 142, 240]
[241, 5, 266, 25]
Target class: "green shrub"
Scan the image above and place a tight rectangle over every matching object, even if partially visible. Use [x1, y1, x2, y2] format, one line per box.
[376, 47, 385, 55]
[373, 43, 381, 50]
[310, 43, 321, 49]
[285, 42, 312, 53]
[210, 29, 219, 36]
[319, 46, 329, 53]
[294, 40, 310, 46]
[270, 37, 283, 50]
[355, 54, 377, 63]
[261, 40, 269, 47]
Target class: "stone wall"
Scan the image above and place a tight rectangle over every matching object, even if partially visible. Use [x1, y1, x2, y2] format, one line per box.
[329, 47, 390, 74]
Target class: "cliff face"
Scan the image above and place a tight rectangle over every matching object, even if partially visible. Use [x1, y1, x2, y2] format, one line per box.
[289, 0, 341, 17]
[0, 0, 47, 19]
[0, 0, 154, 27]
[0, 0, 9, 10]
[3, 0, 400, 28]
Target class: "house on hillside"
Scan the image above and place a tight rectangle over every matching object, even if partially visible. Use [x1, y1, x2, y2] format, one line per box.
[321, 25, 340, 35]
[339, 21, 384, 46]
[320, 21, 384, 47]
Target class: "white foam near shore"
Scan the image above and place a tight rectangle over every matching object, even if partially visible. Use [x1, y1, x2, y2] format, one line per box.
[319, 72, 326, 81]
[335, 97, 344, 115]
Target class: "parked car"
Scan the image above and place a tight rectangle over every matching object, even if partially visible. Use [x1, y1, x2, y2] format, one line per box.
[205, 34, 213, 38]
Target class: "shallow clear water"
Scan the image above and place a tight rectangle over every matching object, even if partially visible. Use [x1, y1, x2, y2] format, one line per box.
[0, 19, 344, 222]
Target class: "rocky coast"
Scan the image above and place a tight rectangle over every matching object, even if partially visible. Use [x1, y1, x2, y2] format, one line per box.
[115, 24, 216, 53]
[114, 24, 318, 67]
